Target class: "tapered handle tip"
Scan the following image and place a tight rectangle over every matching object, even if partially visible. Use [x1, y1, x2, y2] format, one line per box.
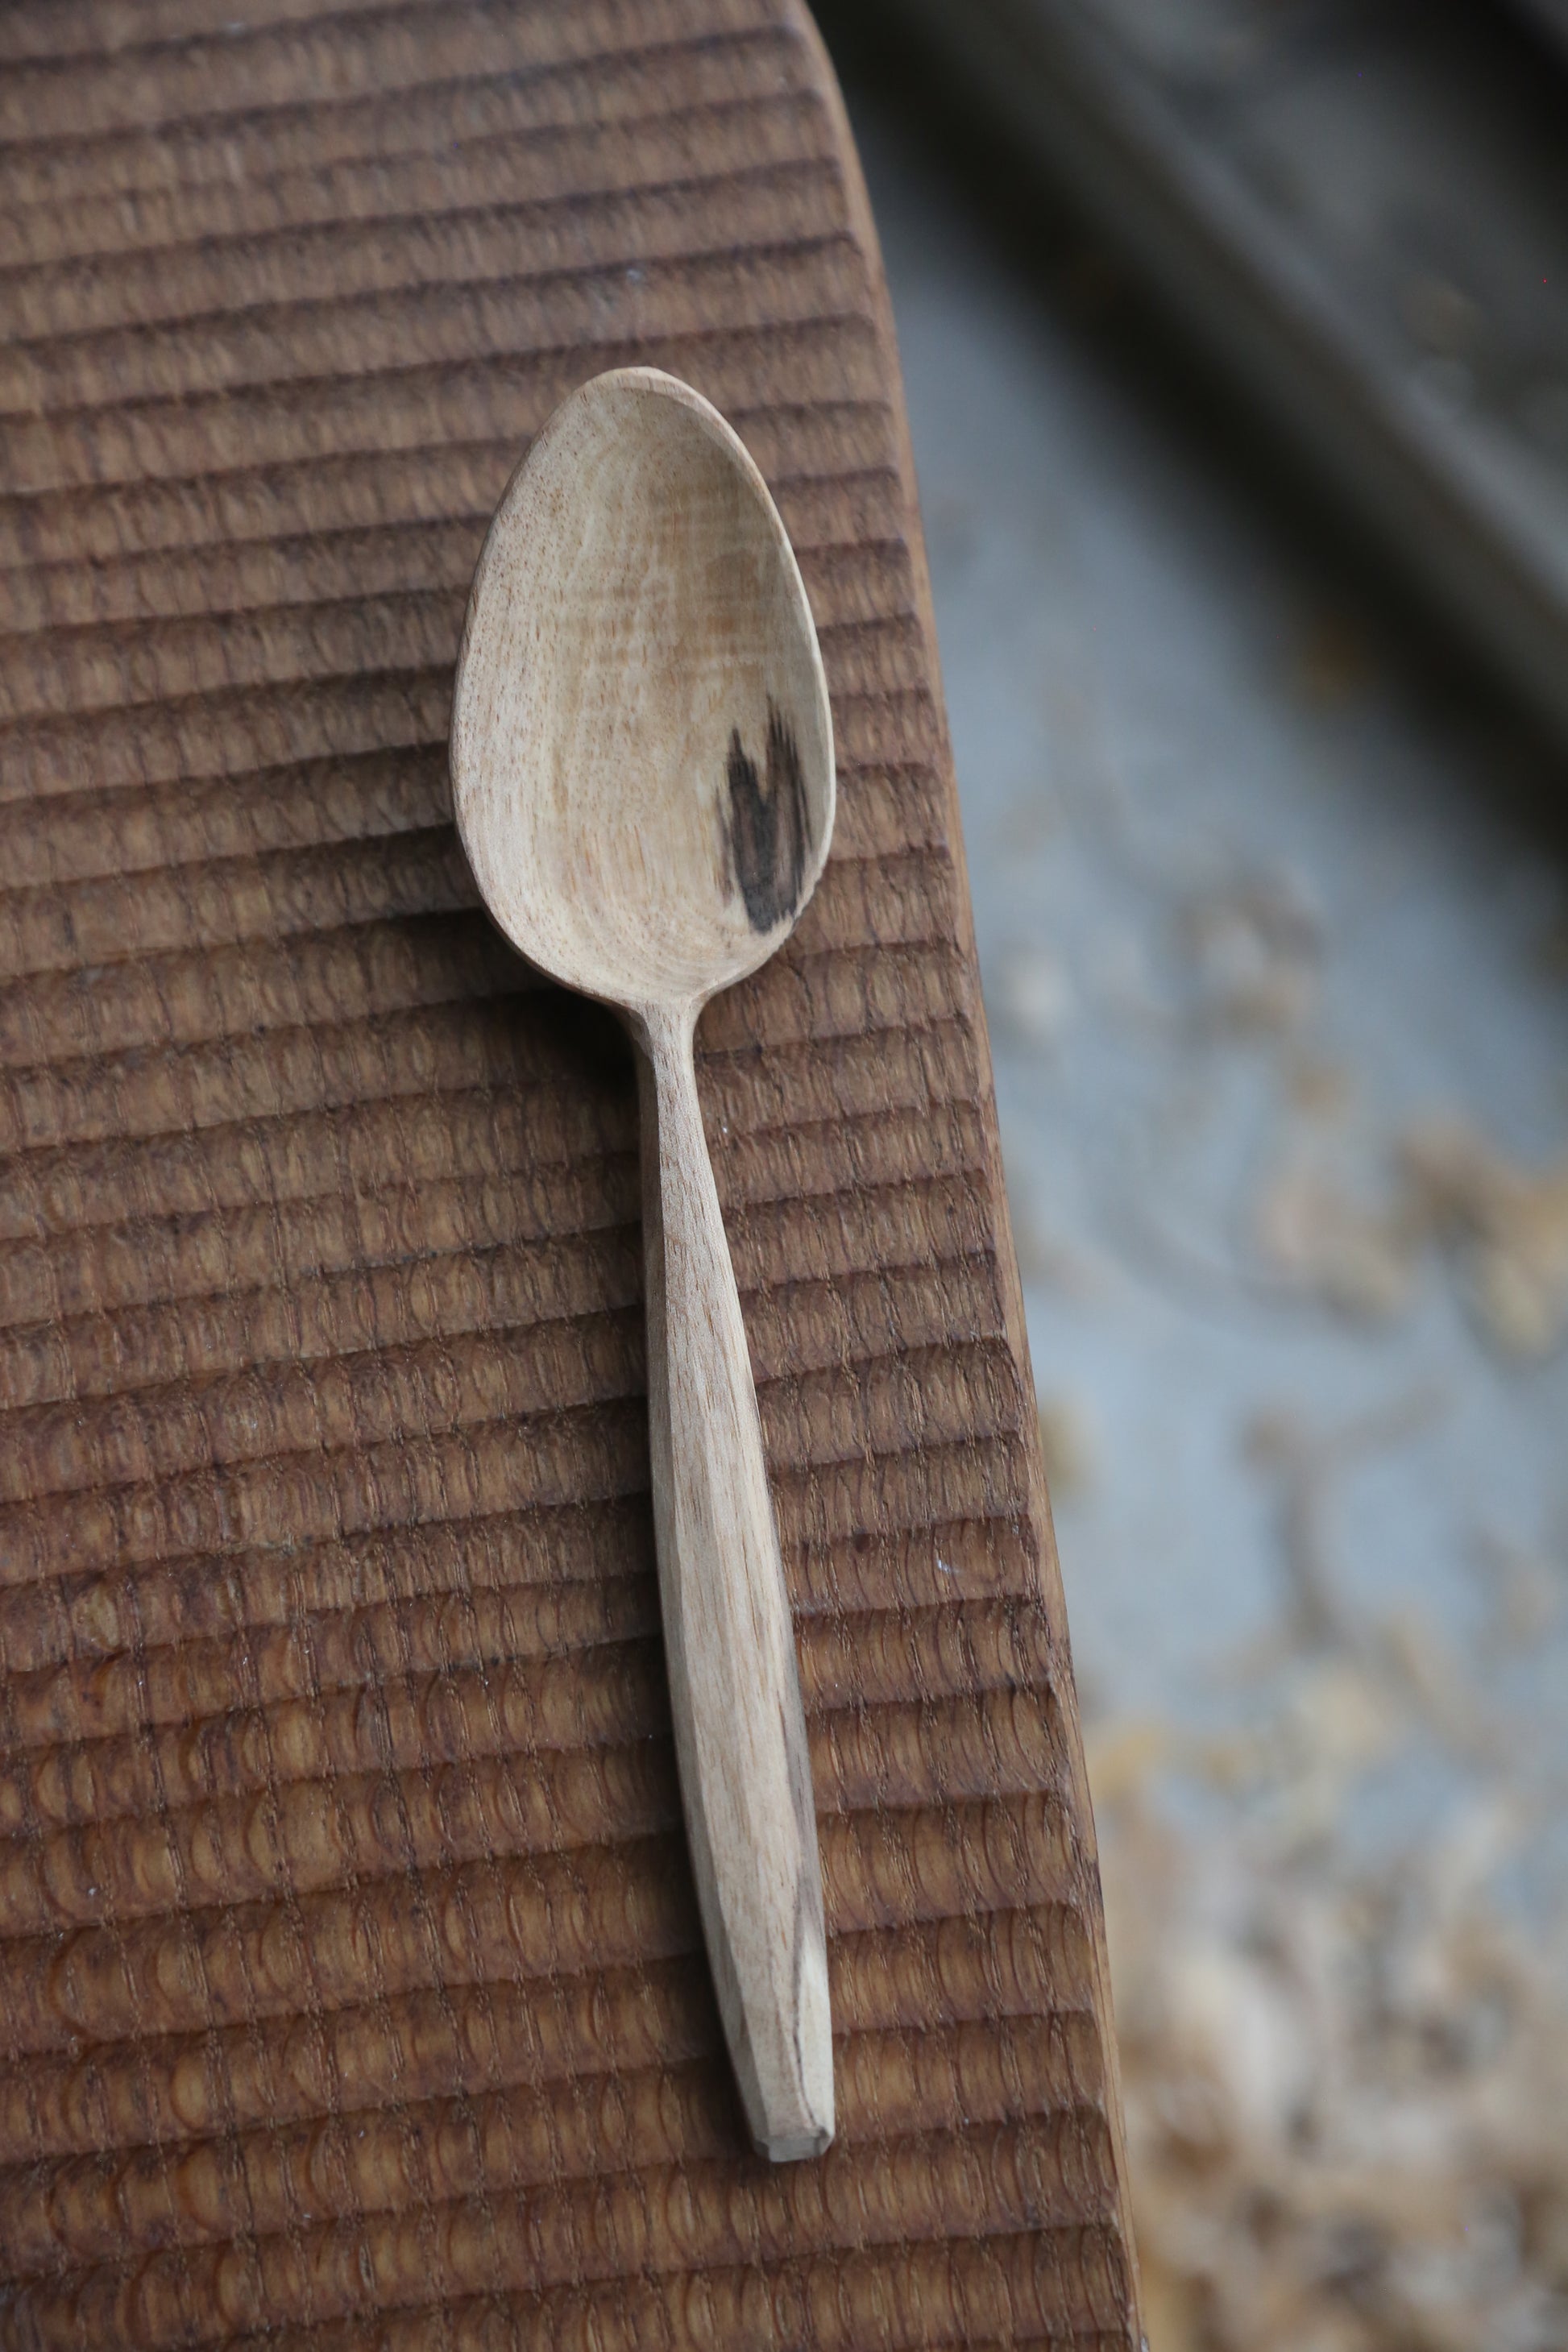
[757, 2121, 833, 2163]
[739, 1912, 833, 2163]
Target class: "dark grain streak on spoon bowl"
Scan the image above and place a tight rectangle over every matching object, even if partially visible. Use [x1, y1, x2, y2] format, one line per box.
[725, 701, 811, 932]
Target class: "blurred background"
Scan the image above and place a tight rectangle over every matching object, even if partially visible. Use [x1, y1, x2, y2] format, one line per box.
[812, 4, 1568, 2346]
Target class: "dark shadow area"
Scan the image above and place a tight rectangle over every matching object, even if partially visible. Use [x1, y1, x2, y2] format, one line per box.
[813, 0, 1568, 859]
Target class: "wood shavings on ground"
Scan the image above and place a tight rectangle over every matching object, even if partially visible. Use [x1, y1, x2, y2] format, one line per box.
[1184, 876, 1323, 1036]
[1253, 1115, 1568, 1357]
[1252, 1160, 1421, 1321]
[1090, 1413, 1568, 2352]
[1400, 1119, 1568, 1359]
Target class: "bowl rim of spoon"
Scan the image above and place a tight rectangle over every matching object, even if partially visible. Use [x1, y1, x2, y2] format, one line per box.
[449, 364, 836, 1017]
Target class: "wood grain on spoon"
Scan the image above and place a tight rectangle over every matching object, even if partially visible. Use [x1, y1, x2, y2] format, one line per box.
[450, 367, 836, 2162]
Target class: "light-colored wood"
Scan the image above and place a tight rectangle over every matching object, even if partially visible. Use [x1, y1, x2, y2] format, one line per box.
[450, 366, 836, 2160]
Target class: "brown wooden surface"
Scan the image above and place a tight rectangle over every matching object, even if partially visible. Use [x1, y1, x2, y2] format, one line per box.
[0, 4, 1141, 2345]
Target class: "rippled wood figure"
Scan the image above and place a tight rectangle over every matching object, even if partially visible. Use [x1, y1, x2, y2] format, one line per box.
[451, 368, 836, 2160]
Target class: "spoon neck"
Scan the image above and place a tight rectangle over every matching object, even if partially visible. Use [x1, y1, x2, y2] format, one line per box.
[630, 998, 700, 1081]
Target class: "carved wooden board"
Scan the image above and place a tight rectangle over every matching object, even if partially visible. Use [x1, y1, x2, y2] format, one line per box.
[0, 4, 1140, 2344]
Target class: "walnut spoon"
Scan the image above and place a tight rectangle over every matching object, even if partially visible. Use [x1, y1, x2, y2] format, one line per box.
[450, 367, 835, 2161]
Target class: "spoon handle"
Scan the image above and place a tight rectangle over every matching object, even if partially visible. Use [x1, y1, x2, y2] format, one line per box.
[636, 1002, 833, 2163]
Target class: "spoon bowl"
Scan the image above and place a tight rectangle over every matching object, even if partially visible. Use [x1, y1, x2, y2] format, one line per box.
[451, 367, 836, 2163]
[452, 367, 833, 1013]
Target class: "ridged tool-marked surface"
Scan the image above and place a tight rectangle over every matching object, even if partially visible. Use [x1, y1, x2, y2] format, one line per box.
[0, 3, 1139, 2345]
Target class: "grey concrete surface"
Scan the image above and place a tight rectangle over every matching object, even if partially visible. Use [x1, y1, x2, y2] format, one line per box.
[851, 107, 1568, 1764]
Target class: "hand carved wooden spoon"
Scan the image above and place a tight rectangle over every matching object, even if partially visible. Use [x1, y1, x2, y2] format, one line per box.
[451, 367, 835, 2161]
